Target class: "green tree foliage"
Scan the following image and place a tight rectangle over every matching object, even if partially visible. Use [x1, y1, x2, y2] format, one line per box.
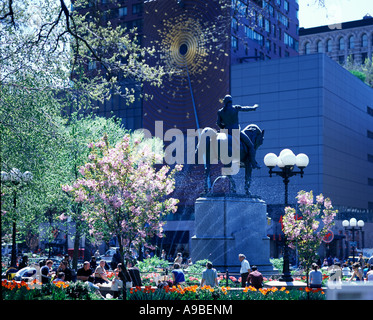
[342, 56, 373, 88]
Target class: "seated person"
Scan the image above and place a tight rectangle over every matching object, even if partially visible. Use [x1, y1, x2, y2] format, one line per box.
[57, 260, 72, 282]
[76, 261, 93, 282]
[247, 266, 263, 289]
[309, 263, 323, 288]
[172, 263, 185, 286]
[40, 260, 55, 284]
[127, 260, 142, 287]
[201, 262, 218, 287]
[94, 260, 110, 284]
[53, 272, 66, 283]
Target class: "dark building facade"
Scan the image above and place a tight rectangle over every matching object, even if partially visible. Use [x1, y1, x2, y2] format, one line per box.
[76, 0, 300, 132]
[230, 0, 299, 64]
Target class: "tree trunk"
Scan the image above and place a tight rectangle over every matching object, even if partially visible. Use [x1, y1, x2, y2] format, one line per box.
[72, 224, 81, 270]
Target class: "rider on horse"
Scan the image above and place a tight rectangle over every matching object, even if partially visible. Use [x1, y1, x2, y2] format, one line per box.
[216, 95, 261, 169]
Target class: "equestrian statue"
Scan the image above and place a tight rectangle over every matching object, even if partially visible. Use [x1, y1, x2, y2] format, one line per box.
[195, 95, 264, 196]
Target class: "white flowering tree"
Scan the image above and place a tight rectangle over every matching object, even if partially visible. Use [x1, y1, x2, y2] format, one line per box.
[62, 132, 181, 261]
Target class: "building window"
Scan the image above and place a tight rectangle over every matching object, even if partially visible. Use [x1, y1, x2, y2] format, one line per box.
[232, 36, 238, 50]
[339, 37, 345, 50]
[349, 36, 355, 49]
[368, 106, 373, 117]
[132, 3, 143, 14]
[368, 130, 373, 139]
[284, 0, 289, 12]
[362, 52, 368, 63]
[232, 17, 238, 31]
[258, 14, 263, 28]
[265, 39, 271, 51]
[305, 42, 310, 54]
[338, 55, 345, 64]
[269, 4, 274, 16]
[362, 34, 368, 47]
[119, 6, 127, 17]
[277, 12, 288, 28]
[234, 0, 247, 15]
[317, 41, 323, 53]
[368, 178, 373, 186]
[284, 32, 298, 51]
[326, 39, 332, 52]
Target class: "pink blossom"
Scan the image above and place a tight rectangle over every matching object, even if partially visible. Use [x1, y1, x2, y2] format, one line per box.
[95, 140, 105, 148]
[78, 166, 86, 176]
[62, 132, 179, 258]
[324, 199, 332, 209]
[316, 194, 324, 204]
[297, 192, 313, 205]
[75, 189, 87, 202]
[58, 213, 68, 221]
[62, 185, 73, 192]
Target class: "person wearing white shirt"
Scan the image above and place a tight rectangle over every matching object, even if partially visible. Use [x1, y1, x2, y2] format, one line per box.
[366, 265, 373, 281]
[238, 253, 251, 287]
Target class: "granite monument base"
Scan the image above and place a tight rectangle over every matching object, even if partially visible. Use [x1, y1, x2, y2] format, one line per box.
[191, 195, 275, 274]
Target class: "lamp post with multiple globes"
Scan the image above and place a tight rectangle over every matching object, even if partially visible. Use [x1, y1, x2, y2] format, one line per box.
[342, 218, 365, 263]
[264, 149, 309, 282]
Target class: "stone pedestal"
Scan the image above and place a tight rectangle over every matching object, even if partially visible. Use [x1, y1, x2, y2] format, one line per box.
[191, 195, 275, 274]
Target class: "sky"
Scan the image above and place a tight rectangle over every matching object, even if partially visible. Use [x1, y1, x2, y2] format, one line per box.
[298, 0, 373, 28]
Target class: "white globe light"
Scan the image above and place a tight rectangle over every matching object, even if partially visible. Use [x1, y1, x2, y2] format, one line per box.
[296, 153, 309, 168]
[277, 157, 285, 168]
[279, 149, 293, 158]
[342, 220, 349, 227]
[357, 220, 364, 227]
[349, 218, 357, 227]
[280, 151, 296, 166]
[264, 153, 278, 168]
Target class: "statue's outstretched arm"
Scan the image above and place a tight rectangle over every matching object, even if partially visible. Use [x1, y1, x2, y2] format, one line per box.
[234, 104, 259, 111]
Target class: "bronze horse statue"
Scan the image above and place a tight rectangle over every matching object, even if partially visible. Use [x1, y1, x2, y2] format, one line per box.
[195, 124, 264, 196]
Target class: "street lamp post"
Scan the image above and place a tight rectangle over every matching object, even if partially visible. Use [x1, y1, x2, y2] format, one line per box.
[342, 218, 364, 263]
[264, 149, 309, 282]
[1, 168, 33, 267]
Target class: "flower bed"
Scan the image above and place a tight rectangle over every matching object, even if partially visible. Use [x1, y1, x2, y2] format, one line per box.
[2, 279, 325, 300]
[2, 279, 102, 300]
[127, 284, 325, 300]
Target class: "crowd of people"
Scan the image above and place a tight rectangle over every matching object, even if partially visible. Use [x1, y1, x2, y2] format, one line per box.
[6, 248, 373, 297]
[308, 253, 373, 288]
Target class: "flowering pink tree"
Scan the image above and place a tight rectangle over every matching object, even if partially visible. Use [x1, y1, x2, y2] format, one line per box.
[62, 133, 181, 261]
[282, 190, 337, 286]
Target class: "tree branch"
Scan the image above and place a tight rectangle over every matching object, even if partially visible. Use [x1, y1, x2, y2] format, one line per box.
[0, 0, 15, 25]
